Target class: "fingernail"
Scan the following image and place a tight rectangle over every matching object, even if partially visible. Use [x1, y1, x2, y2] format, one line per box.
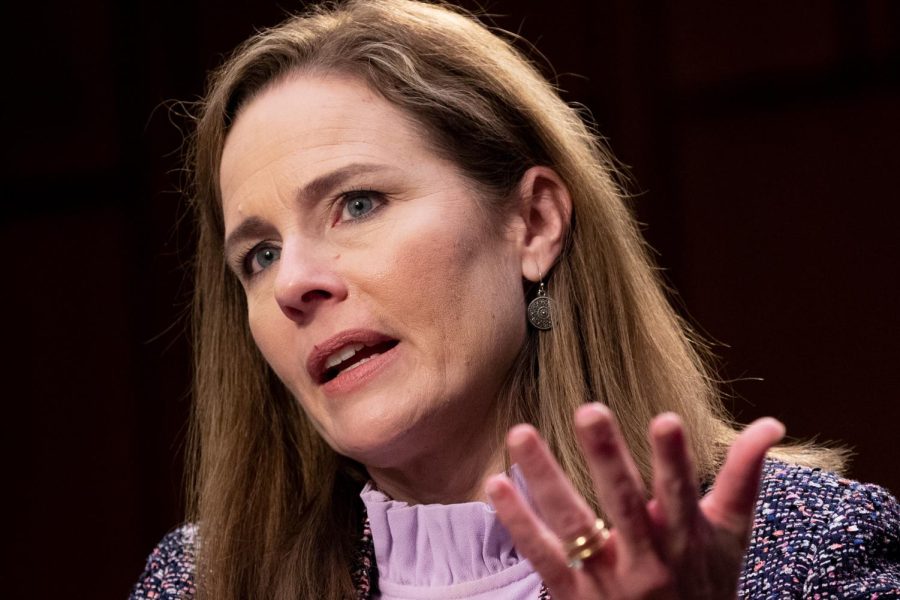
[485, 476, 507, 499]
[764, 417, 786, 438]
[651, 412, 683, 436]
[575, 402, 609, 426]
[507, 424, 535, 447]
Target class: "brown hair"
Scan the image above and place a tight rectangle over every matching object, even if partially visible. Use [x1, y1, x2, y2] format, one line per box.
[186, 1, 845, 597]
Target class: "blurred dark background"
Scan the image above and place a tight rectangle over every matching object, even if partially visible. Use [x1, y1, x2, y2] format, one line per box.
[2, 0, 898, 597]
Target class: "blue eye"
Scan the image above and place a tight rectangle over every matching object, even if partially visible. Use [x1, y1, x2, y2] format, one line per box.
[248, 246, 280, 274]
[340, 191, 383, 221]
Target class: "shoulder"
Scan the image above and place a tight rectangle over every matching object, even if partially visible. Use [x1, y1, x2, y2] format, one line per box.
[755, 459, 899, 524]
[739, 459, 900, 598]
[129, 524, 198, 600]
[754, 460, 900, 546]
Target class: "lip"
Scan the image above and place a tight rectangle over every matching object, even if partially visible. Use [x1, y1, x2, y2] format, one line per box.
[320, 343, 400, 396]
[307, 328, 399, 385]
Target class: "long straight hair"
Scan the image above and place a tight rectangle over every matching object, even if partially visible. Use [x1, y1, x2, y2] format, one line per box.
[185, 1, 845, 597]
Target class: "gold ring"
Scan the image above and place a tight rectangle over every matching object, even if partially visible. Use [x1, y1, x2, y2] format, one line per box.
[563, 518, 610, 568]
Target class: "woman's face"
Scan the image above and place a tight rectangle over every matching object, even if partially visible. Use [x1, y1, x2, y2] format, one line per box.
[220, 73, 528, 468]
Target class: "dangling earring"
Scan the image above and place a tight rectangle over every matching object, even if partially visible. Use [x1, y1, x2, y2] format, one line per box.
[527, 271, 553, 330]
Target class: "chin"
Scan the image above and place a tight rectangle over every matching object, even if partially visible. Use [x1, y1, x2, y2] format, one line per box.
[317, 395, 442, 468]
[326, 427, 415, 468]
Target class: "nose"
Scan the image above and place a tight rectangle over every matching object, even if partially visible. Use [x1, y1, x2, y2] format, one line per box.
[274, 240, 348, 323]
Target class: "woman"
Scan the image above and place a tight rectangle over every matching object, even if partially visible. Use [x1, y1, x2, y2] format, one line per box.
[131, 1, 900, 598]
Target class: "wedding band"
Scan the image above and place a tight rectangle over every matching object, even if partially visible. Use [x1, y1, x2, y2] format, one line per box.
[563, 518, 610, 568]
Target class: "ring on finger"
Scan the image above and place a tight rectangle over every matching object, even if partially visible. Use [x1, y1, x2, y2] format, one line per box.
[563, 518, 611, 569]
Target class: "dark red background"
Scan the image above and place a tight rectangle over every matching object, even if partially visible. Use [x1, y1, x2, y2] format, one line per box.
[3, 1, 898, 597]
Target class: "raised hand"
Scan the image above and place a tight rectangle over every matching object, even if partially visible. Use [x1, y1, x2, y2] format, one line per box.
[486, 403, 785, 599]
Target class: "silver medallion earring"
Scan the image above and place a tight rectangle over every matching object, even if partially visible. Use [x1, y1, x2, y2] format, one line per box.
[527, 271, 553, 330]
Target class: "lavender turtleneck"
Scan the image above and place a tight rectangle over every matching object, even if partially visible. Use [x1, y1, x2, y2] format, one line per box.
[359, 468, 543, 600]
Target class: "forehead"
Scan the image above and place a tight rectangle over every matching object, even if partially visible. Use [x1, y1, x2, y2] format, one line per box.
[219, 72, 435, 206]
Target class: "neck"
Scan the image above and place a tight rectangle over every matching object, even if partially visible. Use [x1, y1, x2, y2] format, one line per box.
[365, 418, 506, 505]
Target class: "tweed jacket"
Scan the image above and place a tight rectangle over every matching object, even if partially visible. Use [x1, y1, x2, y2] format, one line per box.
[130, 460, 900, 599]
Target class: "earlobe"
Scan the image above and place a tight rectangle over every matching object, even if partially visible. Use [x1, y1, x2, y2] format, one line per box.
[516, 166, 573, 282]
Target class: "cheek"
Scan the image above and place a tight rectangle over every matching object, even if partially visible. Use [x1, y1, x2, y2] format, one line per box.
[373, 226, 469, 314]
[367, 214, 524, 353]
[246, 295, 293, 377]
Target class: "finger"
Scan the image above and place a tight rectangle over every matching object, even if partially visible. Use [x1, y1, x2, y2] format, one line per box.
[506, 425, 599, 543]
[701, 417, 785, 534]
[486, 473, 577, 596]
[650, 413, 701, 553]
[575, 403, 655, 554]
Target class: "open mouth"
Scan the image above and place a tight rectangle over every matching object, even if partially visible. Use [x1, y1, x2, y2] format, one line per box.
[320, 339, 399, 383]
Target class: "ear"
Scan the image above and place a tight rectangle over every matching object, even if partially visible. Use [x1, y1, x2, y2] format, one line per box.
[514, 166, 572, 282]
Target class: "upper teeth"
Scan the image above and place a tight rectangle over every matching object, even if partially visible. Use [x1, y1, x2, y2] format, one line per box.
[325, 343, 366, 370]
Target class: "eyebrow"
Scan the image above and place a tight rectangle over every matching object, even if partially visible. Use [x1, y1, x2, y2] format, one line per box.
[223, 162, 397, 259]
[300, 162, 394, 202]
[224, 216, 274, 261]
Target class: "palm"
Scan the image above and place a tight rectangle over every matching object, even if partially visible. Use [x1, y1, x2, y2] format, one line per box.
[487, 405, 784, 599]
